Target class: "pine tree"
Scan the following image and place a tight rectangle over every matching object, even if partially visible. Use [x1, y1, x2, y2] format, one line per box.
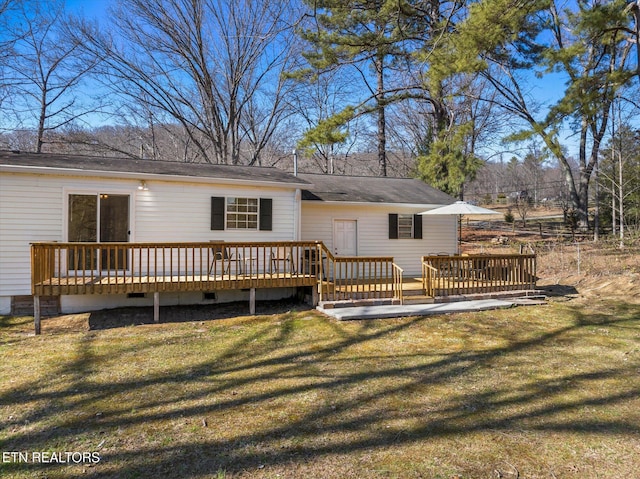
[297, 0, 422, 176]
[430, 0, 637, 229]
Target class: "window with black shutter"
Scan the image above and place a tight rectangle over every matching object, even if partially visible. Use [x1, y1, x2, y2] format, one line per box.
[211, 196, 273, 231]
[259, 198, 272, 231]
[389, 213, 422, 239]
[413, 214, 423, 239]
[388, 214, 398, 239]
[211, 197, 225, 230]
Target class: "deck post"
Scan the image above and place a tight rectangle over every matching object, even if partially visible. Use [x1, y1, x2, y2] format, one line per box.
[312, 284, 319, 306]
[34, 295, 41, 335]
[153, 292, 160, 323]
[249, 288, 256, 315]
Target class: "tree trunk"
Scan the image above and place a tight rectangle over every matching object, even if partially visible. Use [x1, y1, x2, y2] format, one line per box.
[593, 158, 599, 242]
[611, 178, 616, 236]
[36, 89, 47, 153]
[375, 53, 387, 177]
[619, 148, 624, 247]
[629, 0, 640, 84]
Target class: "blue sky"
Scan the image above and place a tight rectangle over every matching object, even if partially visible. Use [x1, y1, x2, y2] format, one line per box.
[65, 0, 110, 21]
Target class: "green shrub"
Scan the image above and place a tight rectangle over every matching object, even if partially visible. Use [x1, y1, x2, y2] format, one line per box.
[504, 207, 514, 223]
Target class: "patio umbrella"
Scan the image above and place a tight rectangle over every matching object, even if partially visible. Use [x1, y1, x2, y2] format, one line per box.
[420, 201, 501, 253]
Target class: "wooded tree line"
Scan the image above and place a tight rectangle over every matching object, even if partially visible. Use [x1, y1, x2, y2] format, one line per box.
[1, 0, 639, 235]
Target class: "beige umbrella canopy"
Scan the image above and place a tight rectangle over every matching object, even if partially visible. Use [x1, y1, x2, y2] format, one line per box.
[420, 201, 501, 253]
[420, 200, 501, 217]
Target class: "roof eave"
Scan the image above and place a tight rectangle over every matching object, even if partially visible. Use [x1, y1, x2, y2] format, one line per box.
[0, 164, 310, 189]
[302, 199, 451, 208]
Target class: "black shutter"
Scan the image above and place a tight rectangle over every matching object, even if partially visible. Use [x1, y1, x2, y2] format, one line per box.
[211, 197, 225, 230]
[388, 214, 398, 239]
[413, 214, 423, 239]
[259, 198, 273, 231]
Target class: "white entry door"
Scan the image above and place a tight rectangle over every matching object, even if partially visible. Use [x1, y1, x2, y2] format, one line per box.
[333, 220, 357, 256]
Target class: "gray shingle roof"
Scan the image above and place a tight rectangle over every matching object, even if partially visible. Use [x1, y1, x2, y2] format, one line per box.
[1, 151, 455, 206]
[298, 173, 455, 205]
[0, 150, 310, 186]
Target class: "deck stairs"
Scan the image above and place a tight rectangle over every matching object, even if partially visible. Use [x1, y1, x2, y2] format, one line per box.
[402, 288, 435, 305]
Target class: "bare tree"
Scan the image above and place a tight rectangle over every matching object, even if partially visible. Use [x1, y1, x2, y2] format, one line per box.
[600, 119, 640, 246]
[0, 0, 23, 127]
[2, 0, 99, 152]
[513, 196, 532, 227]
[69, 0, 301, 165]
[0, 1, 18, 65]
[289, 69, 363, 174]
[0, 0, 16, 23]
[521, 142, 548, 206]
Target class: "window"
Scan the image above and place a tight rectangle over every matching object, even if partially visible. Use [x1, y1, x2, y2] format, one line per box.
[388, 213, 422, 239]
[226, 197, 258, 229]
[211, 197, 272, 231]
[397, 214, 414, 239]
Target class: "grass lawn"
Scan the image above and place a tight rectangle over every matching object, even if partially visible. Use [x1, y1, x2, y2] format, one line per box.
[1, 299, 639, 478]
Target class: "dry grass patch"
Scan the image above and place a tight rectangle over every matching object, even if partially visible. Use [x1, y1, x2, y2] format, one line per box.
[1, 300, 639, 478]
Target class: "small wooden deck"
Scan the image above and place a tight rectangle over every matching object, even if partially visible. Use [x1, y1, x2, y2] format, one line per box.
[422, 254, 537, 297]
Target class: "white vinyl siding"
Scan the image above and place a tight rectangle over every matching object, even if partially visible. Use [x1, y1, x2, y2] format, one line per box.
[0, 175, 63, 297]
[301, 202, 457, 276]
[135, 183, 293, 243]
[0, 172, 298, 299]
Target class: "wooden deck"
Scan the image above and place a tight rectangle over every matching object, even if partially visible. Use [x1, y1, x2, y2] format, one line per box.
[30, 241, 404, 333]
[32, 241, 326, 297]
[422, 254, 537, 297]
[31, 241, 402, 298]
[30, 241, 536, 334]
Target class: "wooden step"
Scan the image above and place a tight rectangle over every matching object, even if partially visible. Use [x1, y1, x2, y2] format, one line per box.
[318, 298, 401, 309]
[402, 295, 435, 305]
[402, 288, 427, 297]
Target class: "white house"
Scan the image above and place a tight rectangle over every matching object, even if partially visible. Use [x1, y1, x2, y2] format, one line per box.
[298, 173, 457, 275]
[0, 151, 456, 316]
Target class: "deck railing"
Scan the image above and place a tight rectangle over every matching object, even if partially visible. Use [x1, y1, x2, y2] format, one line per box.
[32, 244, 533, 302]
[31, 241, 404, 304]
[318, 244, 403, 304]
[31, 241, 325, 296]
[422, 254, 536, 297]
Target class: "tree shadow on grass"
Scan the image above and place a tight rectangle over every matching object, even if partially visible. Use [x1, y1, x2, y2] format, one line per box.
[1, 301, 639, 478]
[539, 283, 579, 297]
[87, 299, 312, 330]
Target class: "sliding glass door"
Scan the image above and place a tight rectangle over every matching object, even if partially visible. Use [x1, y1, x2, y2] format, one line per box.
[68, 194, 130, 271]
